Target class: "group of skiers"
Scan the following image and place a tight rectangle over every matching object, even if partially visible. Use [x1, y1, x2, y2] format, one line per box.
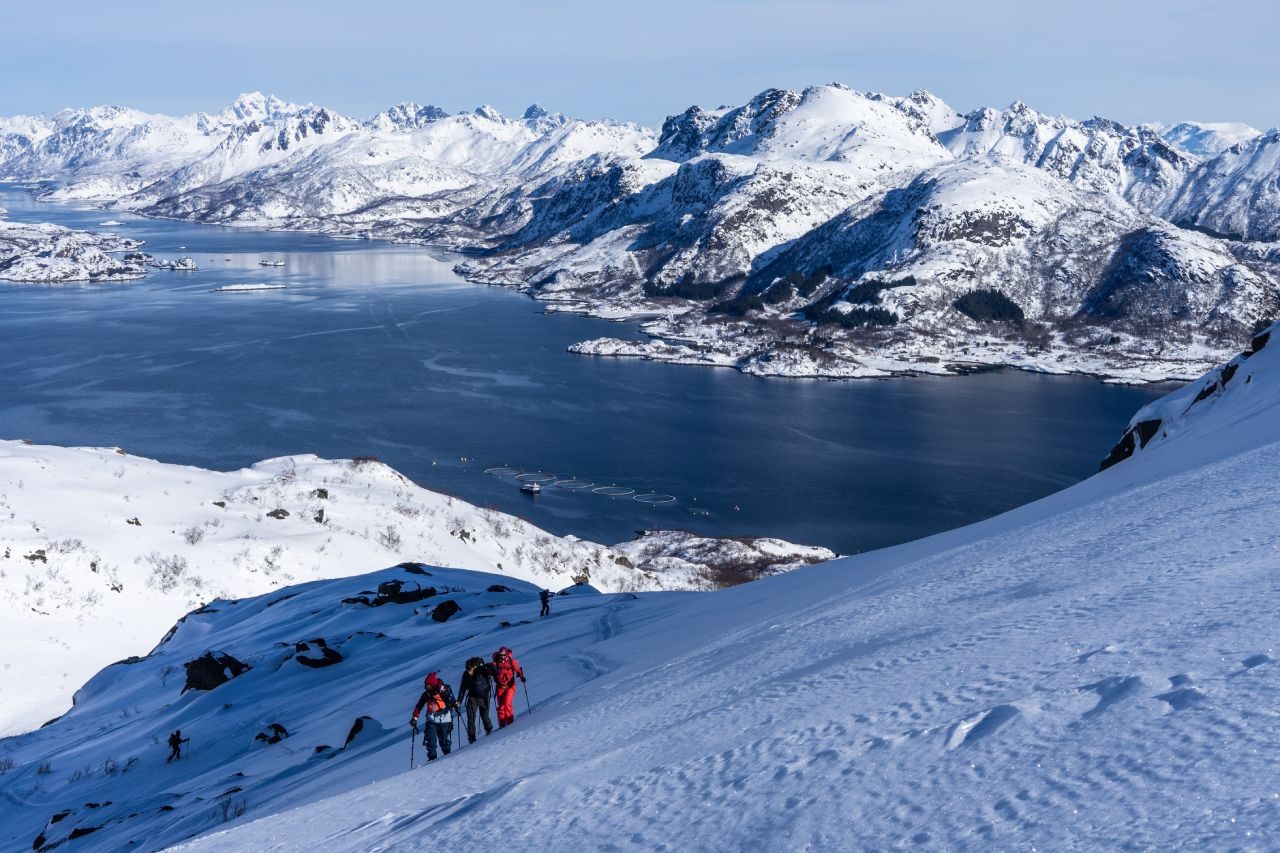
[410, 646, 526, 763]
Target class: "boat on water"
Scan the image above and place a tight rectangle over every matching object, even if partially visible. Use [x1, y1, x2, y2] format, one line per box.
[259, 259, 286, 267]
[520, 482, 542, 494]
[211, 283, 288, 293]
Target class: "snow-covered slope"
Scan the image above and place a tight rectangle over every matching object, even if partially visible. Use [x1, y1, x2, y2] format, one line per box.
[4, 324, 1279, 850]
[1165, 130, 1280, 241]
[0, 443, 830, 736]
[1158, 120, 1261, 158]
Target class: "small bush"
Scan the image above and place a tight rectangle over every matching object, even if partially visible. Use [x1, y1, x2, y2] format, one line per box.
[145, 553, 188, 592]
[375, 525, 403, 551]
[218, 797, 248, 823]
[182, 526, 205, 546]
[953, 289, 1024, 322]
[0, 756, 14, 774]
[36, 761, 52, 775]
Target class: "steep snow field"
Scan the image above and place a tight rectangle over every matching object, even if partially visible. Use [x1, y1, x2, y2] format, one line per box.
[3, 326, 1276, 850]
[0, 445, 829, 736]
[186, 330, 1280, 849]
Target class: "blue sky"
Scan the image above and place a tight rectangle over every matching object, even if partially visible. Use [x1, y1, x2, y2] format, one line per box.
[4, 0, 1275, 128]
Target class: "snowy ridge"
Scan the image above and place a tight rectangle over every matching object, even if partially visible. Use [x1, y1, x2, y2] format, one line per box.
[4, 327, 1280, 849]
[0, 442, 831, 736]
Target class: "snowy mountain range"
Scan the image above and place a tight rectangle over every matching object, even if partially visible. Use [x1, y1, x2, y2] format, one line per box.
[3, 321, 1277, 850]
[1, 87, 1277, 380]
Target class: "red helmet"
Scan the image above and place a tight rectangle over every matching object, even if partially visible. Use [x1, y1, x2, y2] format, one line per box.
[424, 672, 441, 689]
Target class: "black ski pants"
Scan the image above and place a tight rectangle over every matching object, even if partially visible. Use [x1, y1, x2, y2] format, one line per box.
[465, 695, 493, 742]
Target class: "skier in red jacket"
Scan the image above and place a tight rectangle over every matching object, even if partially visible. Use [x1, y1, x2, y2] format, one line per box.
[492, 646, 525, 728]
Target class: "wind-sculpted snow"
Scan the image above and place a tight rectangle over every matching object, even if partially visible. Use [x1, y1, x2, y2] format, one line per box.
[0, 443, 830, 736]
[3, 331, 1275, 850]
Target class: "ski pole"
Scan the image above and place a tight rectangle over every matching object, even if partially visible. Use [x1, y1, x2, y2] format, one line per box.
[522, 680, 532, 715]
[410, 724, 416, 769]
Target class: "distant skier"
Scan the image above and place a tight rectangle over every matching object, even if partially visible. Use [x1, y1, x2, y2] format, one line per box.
[410, 672, 460, 762]
[166, 730, 189, 762]
[457, 656, 496, 743]
[539, 588, 551, 617]
[492, 647, 526, 729]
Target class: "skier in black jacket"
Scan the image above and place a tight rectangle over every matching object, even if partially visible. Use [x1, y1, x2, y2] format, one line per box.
[456, 656, 496, 743]
[539, 588, 551, 617]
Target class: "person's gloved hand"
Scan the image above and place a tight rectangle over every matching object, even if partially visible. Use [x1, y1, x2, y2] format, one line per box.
[410, 717, 418, 729]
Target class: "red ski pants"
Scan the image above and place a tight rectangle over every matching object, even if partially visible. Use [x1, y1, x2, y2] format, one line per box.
[497, 686, 516, 727]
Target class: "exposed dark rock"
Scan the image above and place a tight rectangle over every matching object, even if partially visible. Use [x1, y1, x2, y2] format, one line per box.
[430, 600, 461, 622]
[254, 723, 289, 744]
[1193, 381, 1219, 403]
[265, 508, 289, 520]
[1099, 419, 1163, 470]
[345, 580, 437, 607]
[294, 638, 344, 668]
[126, 517, 141, 526]
[212, 500, 226, 508]
[1220, 363, 1239, 387]
[182, 651, 251, 693]
[1250, 330, 1270, 354]
[311, 488, 329, 499]
[486, 584, 513, 593]
[398, 562, 431, 575]
[343, 716, 372, 748]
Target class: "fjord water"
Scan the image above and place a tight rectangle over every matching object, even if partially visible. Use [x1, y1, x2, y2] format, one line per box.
[0, 188, 1172, 555]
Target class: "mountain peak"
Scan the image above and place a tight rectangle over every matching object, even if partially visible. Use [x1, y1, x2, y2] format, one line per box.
[523, 103, 549, 121]
[473, 104, 504, 121]
[223, 92, 300, 123]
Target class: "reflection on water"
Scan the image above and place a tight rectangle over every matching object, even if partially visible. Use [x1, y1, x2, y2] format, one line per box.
[0, 187, 1176, 554]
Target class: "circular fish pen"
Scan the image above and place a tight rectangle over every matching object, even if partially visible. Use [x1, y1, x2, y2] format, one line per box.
[515, 472, 558, 484]
[484, 466, 522, 477]
[592, 486, 635, 497]
[633, 493, 677, 505]
[555, 480, 594, 490]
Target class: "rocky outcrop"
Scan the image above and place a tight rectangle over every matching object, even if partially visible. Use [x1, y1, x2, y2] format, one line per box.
[182, 651, 251, 693]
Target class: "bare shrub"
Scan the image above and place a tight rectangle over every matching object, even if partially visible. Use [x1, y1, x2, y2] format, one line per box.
[182, 526, 205, 546]
[375, 525, 403, 551]
[101, 757, 119, 776]
[0, 756, 14, 774]
[145, 553, 188, 592]
[218, 797, 248, 822]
